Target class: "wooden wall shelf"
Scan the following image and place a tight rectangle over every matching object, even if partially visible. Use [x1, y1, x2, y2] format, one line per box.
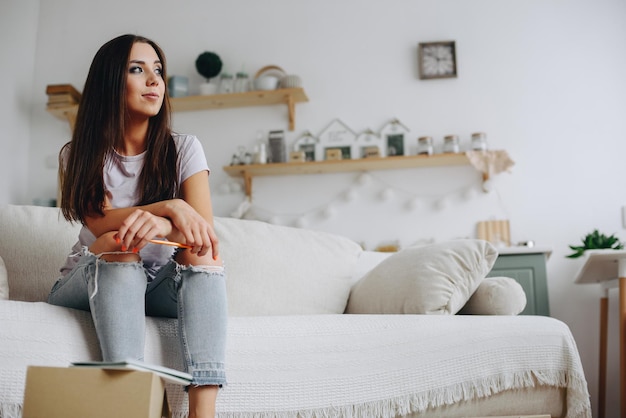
[46, 85, 309, 131]
[224, 152, 489, 197]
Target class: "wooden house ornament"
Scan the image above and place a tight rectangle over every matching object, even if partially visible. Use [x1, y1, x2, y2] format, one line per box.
[356, 129, 384, 158]
[293, 130, 319, 162]
[379, 118, 410, 156]
[316, 119, 358, 161]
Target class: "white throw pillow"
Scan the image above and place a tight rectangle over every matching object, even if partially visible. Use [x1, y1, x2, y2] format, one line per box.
[0, 256, 8, 300]
[345, 239, 497, 315]
[0, 205, 81, 302]
[215, 217, 363, 316]
[459, 276, 527, 315]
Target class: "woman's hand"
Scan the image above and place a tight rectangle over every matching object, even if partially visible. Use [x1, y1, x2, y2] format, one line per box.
[161, 199, 219, 258]
[116, 209, 172, 252]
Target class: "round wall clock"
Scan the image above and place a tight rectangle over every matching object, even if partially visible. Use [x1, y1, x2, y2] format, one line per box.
[418, 41, 457, 80]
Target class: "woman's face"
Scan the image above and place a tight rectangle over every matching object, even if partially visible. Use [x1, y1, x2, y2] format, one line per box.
[125, 42, 165, 120]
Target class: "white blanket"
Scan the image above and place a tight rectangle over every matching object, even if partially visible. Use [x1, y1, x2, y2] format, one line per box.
[0, 301, 591, 418]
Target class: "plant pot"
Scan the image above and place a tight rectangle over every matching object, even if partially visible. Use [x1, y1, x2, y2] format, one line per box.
[198, 82, 217, 95]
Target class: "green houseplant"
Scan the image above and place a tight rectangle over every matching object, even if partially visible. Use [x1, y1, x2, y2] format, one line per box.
[566, 229, 624, 258]
[195, 51, 223, 95]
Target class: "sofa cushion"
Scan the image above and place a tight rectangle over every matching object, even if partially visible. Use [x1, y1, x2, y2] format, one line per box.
[459, 276, 527, 315]
[0, 256, 8, 300]
[215, 217, 363, 315]
[0, 205, 81, 302]
[345, 239, 497, 315]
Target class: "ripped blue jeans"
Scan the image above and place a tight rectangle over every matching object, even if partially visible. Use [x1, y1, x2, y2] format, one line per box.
[47, 248, 228, 387]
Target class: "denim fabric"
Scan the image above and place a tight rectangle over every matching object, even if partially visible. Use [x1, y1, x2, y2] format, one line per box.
[48, 248, 228, 387]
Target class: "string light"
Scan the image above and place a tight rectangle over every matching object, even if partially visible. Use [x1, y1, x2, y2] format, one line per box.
[342, 189, 357, 202]
[379, 188, 394, 202]
[405, 197, 421, 211]
[231, 171, 495, 226]
[357, 172, 371, 186]
[433, 198, 447, 211]
[294, 217, 308, 228]
[321, 206, 336, 220]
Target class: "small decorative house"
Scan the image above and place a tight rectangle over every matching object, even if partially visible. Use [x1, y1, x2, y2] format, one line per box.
[293, 131, 319, 162]
[316, 118, 358, 161]
[355, 129, 384, 158]
[379, 118, 410, 156]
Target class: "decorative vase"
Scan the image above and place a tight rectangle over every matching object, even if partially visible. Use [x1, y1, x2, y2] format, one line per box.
[198, 82, 217, 95]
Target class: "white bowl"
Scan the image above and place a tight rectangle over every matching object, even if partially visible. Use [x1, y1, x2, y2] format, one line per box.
[254, 76, 279, 90]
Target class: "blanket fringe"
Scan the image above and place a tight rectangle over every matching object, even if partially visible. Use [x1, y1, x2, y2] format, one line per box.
[210, 369, 589, 418]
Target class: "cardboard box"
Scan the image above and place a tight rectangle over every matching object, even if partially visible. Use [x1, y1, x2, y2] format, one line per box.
[22, 366, 171, 418]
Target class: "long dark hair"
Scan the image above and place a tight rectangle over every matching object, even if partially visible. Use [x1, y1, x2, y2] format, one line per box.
[60, 34, 178, 224]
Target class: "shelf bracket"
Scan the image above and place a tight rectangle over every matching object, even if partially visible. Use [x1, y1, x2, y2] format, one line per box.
[243, 171, 253, 197]
[287, 94, 295, 131]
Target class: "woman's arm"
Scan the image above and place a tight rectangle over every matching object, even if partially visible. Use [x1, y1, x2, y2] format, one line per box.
[176, 170, 220, 261]
[88, 170, 219, 260]
[84, 199, 176, 237]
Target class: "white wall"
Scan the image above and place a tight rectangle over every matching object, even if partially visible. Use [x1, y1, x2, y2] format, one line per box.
[4, 0, 626, 415]
[0, 1, 39, 204]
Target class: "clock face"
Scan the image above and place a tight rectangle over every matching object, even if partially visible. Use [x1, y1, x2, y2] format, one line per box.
[419, 41, 457, 79]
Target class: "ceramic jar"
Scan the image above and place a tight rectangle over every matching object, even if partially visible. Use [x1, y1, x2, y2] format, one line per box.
[471, 132, 488, 151]
[417, 136, 433, 155]
[443, 135, 460, 153]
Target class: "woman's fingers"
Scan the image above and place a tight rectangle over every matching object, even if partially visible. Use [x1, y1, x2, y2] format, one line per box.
[117, 210, 169, 251]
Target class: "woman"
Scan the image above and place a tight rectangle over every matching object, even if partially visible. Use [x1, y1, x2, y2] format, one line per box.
[48, 34, 227, 418]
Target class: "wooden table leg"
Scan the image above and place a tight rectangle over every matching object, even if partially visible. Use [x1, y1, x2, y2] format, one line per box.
[599, 292, 608, 418]
[619, 277, 626, 418]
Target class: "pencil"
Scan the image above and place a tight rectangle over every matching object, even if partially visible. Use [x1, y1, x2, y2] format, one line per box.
[148, 239, 192, 249]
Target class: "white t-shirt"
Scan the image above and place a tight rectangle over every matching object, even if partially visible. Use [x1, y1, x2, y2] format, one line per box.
[60, 133, 210, 277]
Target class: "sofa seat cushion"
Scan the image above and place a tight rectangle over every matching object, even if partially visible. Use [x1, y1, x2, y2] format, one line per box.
[0, 301, 591, 417]
[345, 239, 497, 315]
[215, 217, 363, 315]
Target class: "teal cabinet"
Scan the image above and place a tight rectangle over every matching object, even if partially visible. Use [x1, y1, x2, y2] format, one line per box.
[487, 251, 550, 316]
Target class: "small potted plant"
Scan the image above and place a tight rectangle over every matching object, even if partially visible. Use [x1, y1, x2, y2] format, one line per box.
[566, 229, 624, 258]
[195, 51, 223, 95]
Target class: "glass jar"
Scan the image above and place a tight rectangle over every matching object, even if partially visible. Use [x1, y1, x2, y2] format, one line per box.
[416, 136, 433, 155]
[218, 73, 234, 94]
[443, 135, 460, 153]
[471, 132, 487, 151]
[235, 72, 250, 93]
[253, 142, 267, 164]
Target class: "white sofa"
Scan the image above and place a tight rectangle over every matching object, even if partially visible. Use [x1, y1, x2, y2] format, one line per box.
[0, 204, 591, 418]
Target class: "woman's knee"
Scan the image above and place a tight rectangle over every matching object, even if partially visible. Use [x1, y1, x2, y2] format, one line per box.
[175, 250, 222, 267]
[89, 231, 139, 262]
